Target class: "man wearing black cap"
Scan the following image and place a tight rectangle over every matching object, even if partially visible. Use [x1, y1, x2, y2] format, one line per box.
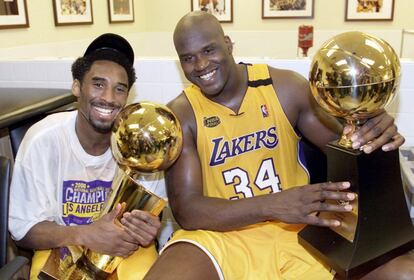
[9, 33, 163, 279]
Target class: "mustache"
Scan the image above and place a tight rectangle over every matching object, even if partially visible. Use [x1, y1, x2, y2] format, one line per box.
[91, 100, 122, 110]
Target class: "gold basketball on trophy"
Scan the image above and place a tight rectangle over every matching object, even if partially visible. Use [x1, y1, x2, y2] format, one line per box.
[111, 102, 183, 172]
[309, 31, 401, 148]
[61, 102, 183, 280]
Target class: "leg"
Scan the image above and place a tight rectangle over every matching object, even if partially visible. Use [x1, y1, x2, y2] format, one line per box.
[144, 242, 220, 280]
[30, 249, 52, 280]
[359, 252, 414, 280]
[116, 244, 158, 280]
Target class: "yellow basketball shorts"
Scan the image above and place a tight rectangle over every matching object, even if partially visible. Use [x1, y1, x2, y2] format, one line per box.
[30, 244, 158, 280]
[161, 222, 333, 280]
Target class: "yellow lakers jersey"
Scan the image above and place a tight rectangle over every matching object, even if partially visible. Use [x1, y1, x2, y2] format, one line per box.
[184, 64, 309, 200]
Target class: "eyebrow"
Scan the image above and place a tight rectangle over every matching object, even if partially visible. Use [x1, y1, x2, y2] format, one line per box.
[179, 42, 218, 57]
[91, 76, 128, 88]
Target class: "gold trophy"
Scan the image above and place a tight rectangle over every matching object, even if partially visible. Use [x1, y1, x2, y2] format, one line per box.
[298, 32, 414, 279]
[40, 102, 183, 280]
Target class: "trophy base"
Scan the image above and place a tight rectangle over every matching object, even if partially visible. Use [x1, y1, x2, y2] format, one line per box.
[298, 143, 414, 279]
[63, 254, 110, 280]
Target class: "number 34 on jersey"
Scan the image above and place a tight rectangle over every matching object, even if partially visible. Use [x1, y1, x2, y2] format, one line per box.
[222, 158, 282, 200]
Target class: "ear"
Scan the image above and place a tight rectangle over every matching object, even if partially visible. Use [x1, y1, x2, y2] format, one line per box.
[72, 79, 81, 98]
[224, 35, 233, 54]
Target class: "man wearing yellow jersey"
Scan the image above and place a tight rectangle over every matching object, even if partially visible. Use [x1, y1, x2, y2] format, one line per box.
[145, 11, 414, 280]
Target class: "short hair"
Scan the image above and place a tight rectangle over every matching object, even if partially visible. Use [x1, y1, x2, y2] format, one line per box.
[71, 49, 136, 90]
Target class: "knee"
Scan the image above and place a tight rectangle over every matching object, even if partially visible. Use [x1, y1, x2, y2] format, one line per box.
[379, 254, 414, 280]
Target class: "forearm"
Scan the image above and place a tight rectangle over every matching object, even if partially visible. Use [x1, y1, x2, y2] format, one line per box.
[16, 221, 85, 250]
[173, 182, 356, 231]
[173, 194, 273, 231]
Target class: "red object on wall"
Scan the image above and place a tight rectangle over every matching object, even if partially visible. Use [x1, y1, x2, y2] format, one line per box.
[298, 25, 313, 57]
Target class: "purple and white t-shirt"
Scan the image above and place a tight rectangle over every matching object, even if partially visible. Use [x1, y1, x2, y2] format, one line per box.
[62, 179, 112, 225]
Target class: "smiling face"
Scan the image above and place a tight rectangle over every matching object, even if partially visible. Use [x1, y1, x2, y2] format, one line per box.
[73, 60, 129, 134]
[174, 13, 235, 98]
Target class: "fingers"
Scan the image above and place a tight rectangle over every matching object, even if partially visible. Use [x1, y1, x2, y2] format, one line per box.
[304, 215, 342, 228]
[317, 182, 354, 200]
[305, 199, 353, 215]
[317, 181, 351, 192]
[121, 210, 161, 247]
[305, 181, 355, 227]
[347, 112, 403, 153]
[381, 132, 405, 152]
[112, 239, 140, 258]
[85, 218, 139, 258]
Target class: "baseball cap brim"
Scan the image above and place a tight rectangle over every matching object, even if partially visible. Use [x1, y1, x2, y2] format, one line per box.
[84, 33, 134, 65]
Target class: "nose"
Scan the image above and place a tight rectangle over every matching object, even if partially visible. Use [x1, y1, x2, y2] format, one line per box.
[101, 87, 117, 104]
[194, 55, 209, 72]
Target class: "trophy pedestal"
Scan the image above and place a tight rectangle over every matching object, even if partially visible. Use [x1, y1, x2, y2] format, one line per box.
[298, 143, 414, 279]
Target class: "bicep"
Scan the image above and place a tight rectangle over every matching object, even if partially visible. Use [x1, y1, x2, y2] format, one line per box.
[166, 96, 204, 224]
[165, 124, 203, 222]
[270, 67, 340, 150]
[296, 84, 342, 151]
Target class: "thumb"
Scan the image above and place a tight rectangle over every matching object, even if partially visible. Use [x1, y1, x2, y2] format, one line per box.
[107, 203, 125, 222]
[343, 124, 353, 135]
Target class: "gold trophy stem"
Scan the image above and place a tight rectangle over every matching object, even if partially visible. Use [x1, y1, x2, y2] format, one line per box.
[338, 119, 357, 149]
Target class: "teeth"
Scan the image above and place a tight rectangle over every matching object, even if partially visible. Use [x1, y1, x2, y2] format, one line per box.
[200, 70, 216, 80]
[95, 107, 114, 115]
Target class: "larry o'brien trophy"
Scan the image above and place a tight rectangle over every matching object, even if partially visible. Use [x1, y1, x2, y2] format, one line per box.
[39, 102, 183, 280]
[298, 31, 414, 279]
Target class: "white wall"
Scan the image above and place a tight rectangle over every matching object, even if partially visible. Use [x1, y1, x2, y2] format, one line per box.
[0, 29, 412, 60]
[1, 0, 414, 59]
[0, 58, 413, 146]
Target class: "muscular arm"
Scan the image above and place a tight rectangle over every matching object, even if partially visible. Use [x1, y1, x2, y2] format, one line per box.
[270, 67, 341, 150]
[271, 66, 403, 152]
[166, 93, 353, 232]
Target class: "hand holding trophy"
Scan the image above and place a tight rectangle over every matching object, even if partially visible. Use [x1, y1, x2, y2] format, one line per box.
[298, 32, 414, 279]
[62, 101, 183, 279]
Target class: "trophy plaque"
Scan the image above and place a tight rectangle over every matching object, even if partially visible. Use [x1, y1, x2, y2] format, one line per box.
[38, 102, 183, 280]
[298, 31, 414, 279]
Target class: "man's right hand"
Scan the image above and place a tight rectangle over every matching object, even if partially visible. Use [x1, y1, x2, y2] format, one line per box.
[266, 181, 356, 227]
[80, 204, 139, 258]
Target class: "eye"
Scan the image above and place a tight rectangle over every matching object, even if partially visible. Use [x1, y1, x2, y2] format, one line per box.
[94, 82, 104, 88]
[181, 55, 193, 63]
[204, 47, 215, 55]
[116, 86, 128, 94]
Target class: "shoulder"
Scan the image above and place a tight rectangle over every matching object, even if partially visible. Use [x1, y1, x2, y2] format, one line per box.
[167, 92, 193, 124]
[267, 66, 311, 126]
[268, 66, 309, 95]
[167, 92, 196, 137]
[17, 111, 76, 157]
[27, 111, 76, 133]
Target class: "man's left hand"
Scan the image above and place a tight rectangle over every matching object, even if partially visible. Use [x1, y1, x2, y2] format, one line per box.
[120, 210, 161, 247]
[344, 110, 405, 153]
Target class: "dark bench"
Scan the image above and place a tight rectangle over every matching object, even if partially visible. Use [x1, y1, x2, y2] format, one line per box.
[0, 88, 77, 157]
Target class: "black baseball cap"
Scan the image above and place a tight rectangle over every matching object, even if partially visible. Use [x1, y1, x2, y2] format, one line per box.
[84, 33, 134, 65]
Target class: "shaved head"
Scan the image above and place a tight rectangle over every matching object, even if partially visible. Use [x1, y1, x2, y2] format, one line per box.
[173, 11, 238, 98]
[173, 11, 225, 50]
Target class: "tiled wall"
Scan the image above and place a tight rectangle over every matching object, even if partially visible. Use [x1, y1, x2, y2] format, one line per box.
[1, 30, 413, 59]
[0, 58, 413, 145]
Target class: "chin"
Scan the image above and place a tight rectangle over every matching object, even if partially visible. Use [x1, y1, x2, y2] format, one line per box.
[91, 120, 113, 134]
[201, 86, 224, 98]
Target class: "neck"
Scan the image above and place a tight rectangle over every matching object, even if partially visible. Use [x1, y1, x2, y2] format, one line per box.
[75, 113, 111, 156]
[211, 63, 248, 113]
